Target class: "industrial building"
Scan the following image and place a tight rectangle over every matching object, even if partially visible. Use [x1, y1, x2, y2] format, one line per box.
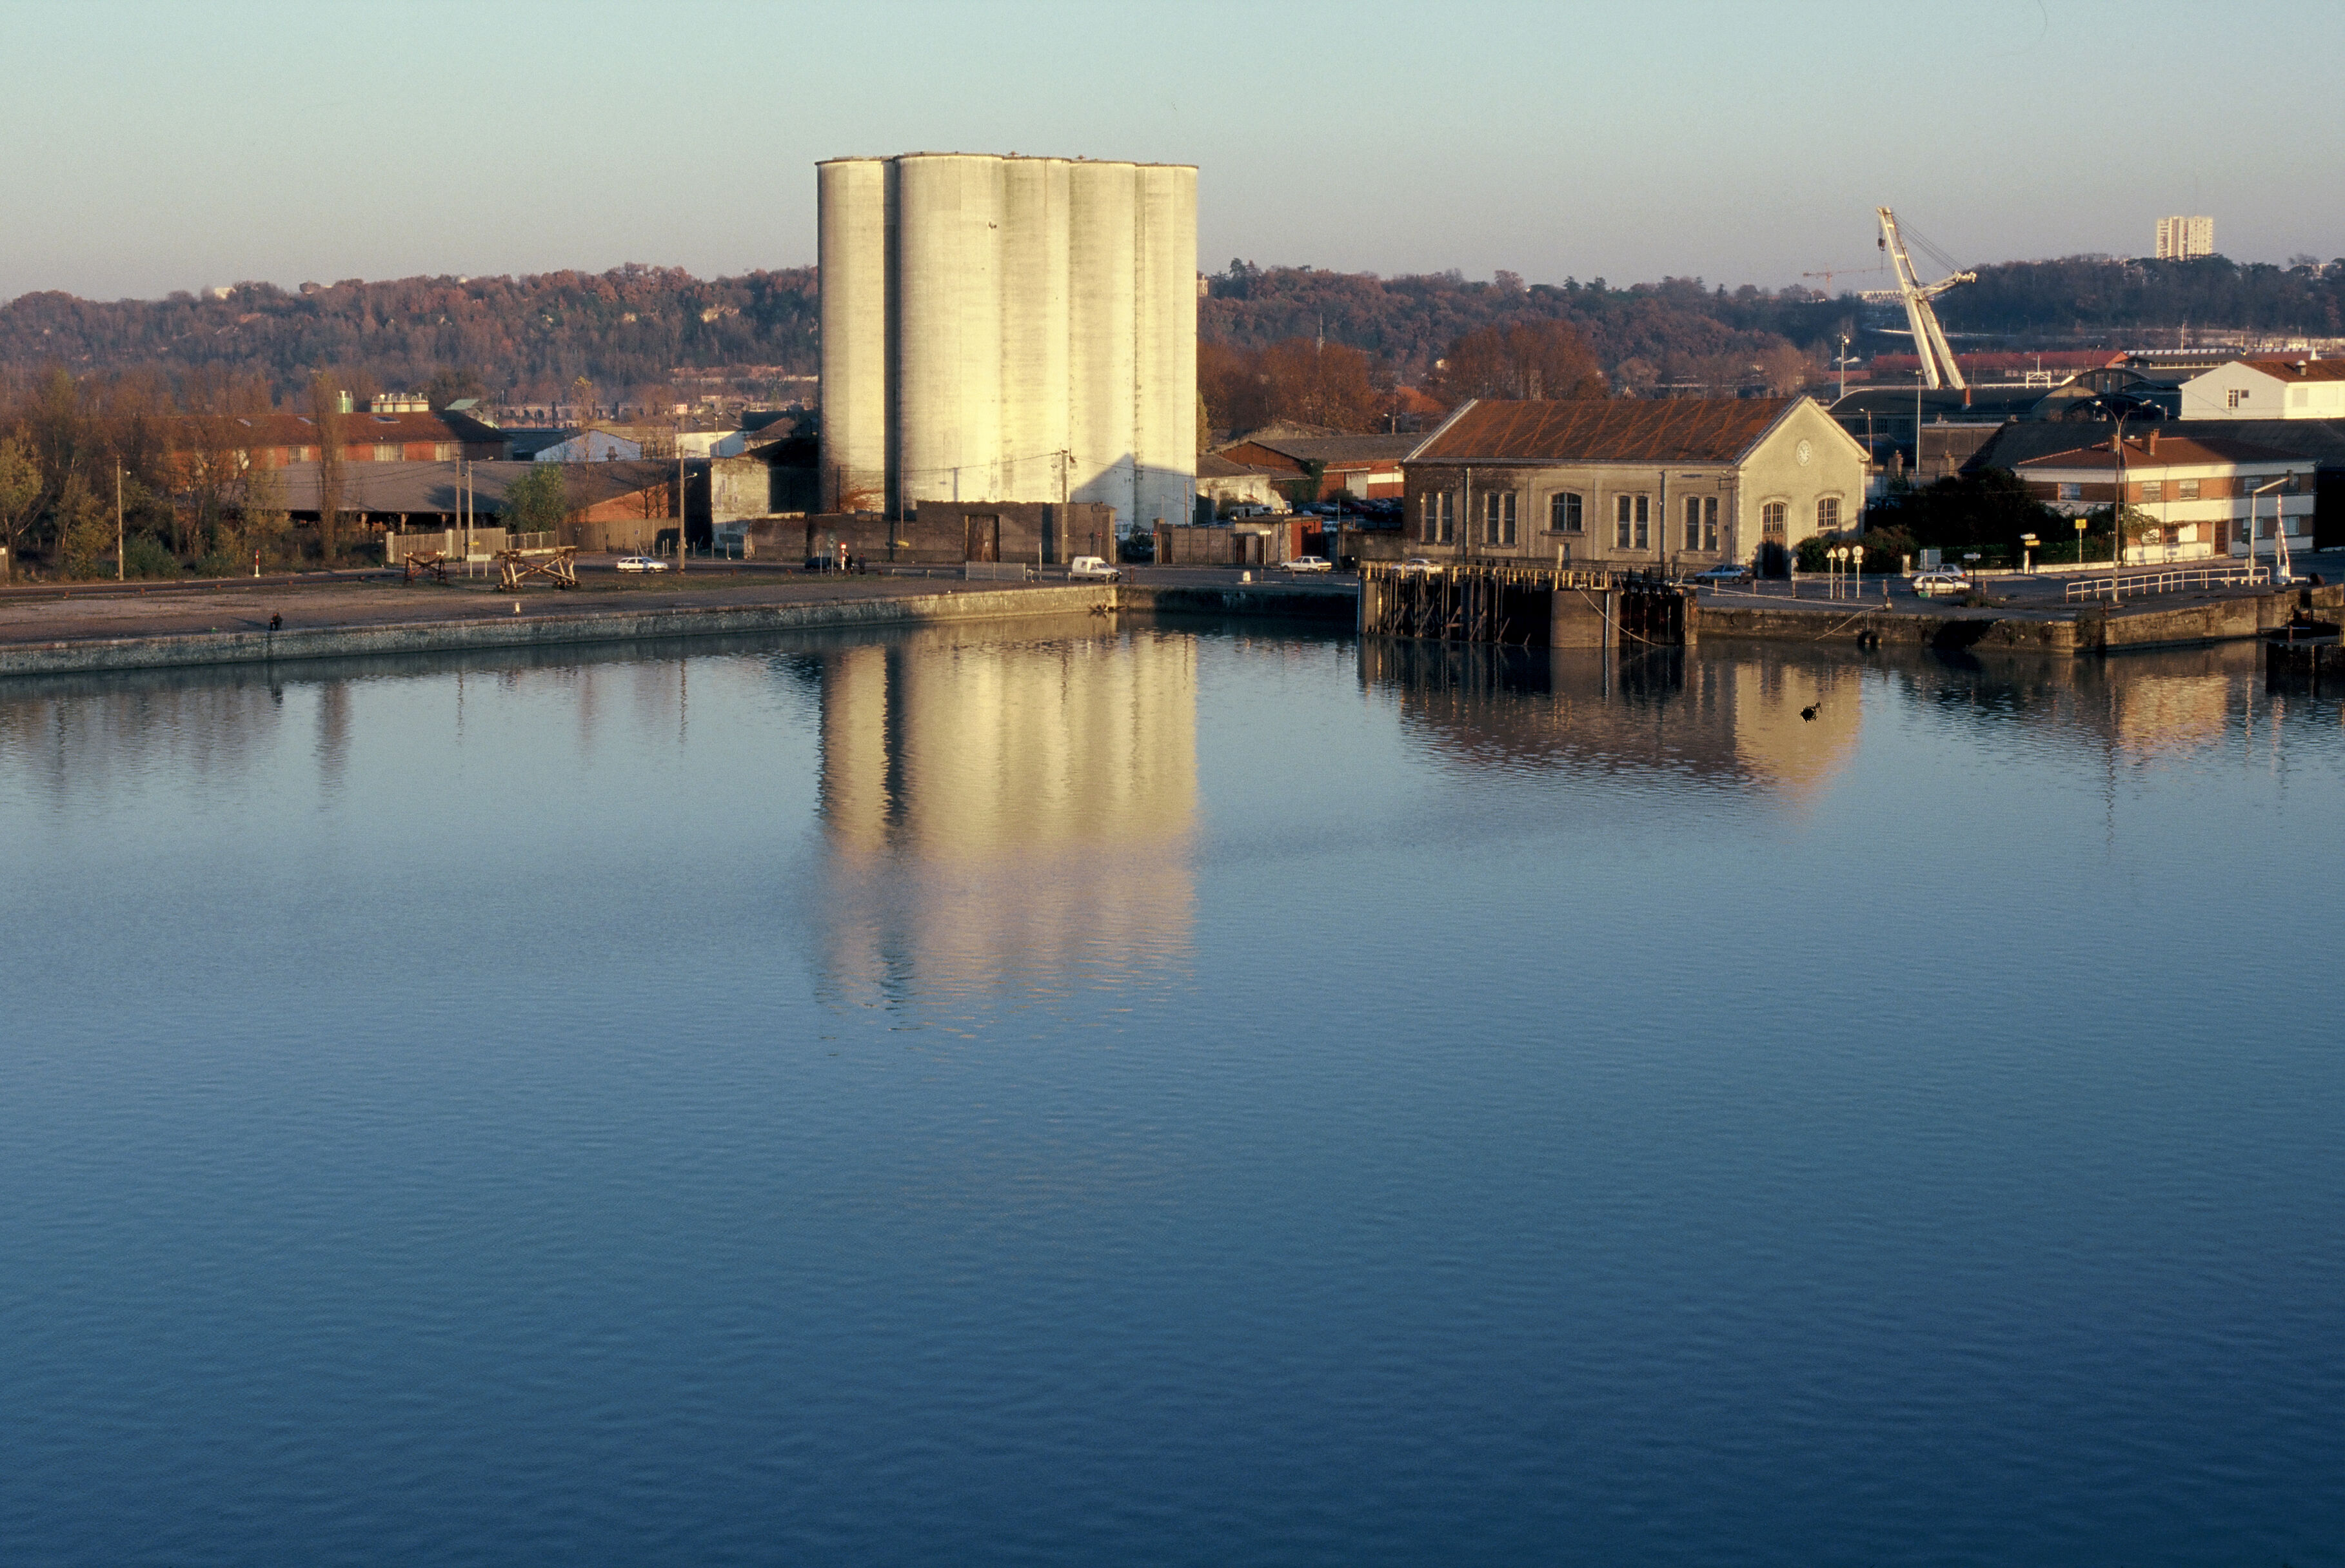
[1401, 397, 1869, 574]
[817, 152, 1198, 538]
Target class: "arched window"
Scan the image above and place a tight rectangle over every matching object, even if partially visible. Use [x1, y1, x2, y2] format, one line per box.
[1761, 500, 1788, 540]
[1816, 496, 1840, 533]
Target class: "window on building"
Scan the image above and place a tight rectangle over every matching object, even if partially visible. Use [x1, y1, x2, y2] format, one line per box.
[1761, 500, 1787, 540]
[2227, 388, 2248, 409]
[1483, 490, 1515, 545]
[1703, 496, 1719, 552]
[2057, 482, 2082, 502]
[1683, 495, 1702, 550]
[373, 443, 399, 461]
[1623, 499, 1660, 553]
[434, 442, 457, 462]
[1550, 491, 1583, 534]
[1421, 491, 1454, 544]
[1816, 496, 1840, 533]
[2140, 480, 2162, 502]
[2176, 478, 2200, 500]
[2283, 471, 2303, 493]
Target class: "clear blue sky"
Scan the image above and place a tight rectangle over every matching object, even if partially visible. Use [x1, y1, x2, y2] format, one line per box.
[3, 0, 2337, 302]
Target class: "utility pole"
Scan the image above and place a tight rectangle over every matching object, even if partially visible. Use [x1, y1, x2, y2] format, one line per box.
[115, 461, 124, 581]
[677, 422, 686, 573]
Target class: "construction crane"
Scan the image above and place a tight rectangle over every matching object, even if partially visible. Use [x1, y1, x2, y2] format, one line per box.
[1801, 264, 1878, 291]
[1861, 208, 1975, 389]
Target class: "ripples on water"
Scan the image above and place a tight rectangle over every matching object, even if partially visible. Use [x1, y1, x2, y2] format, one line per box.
[1, 622, 2340, 1567]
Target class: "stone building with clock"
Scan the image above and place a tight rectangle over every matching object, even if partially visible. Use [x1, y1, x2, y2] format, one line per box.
[1399, 396, 1870, 574]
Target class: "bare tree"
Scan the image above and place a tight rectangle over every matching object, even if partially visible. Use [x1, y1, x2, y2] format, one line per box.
[309, 372, 345, 562]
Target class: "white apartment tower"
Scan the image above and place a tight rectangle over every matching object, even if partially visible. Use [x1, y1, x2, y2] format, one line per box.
[818, 153, 1198, 535]
[2155, 215, 2215, 261]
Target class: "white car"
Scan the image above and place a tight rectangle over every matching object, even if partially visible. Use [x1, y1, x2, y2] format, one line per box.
[614, 555, 670, 573]
[1068, 555, 1121, 582]
[1400, 557, 1437, 573]
[1282, 556, 1332, 573]
[1911, 568, 1971, 596]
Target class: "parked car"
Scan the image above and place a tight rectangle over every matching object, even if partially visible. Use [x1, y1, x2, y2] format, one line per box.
[614, 555, 670, 573]
[1690, 562, 1751, 586]
[1282, 556, 1333, 573]
[1911, 568, 1972, 596]
[1069, 555, 1121, 582]
[1400, 557, 1437, 573]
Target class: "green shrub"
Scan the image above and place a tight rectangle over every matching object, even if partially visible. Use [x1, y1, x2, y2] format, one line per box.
[123, 533, 181, 579]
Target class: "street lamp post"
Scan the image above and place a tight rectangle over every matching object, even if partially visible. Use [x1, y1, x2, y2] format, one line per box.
[2249, 475, 2290, 583]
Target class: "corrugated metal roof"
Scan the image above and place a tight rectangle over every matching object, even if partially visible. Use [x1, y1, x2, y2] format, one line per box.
[1409, 398, 1796, 464]
[1235, 434, 1416, 466]
[187, 411, 479, 447]
[264, 459, 673, 514]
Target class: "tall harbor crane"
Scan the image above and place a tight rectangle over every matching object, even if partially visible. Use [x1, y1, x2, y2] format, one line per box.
[1862, 208, 1975, 389]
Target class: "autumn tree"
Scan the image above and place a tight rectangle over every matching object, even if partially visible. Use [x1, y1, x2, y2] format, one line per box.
[1198, 340, 1269, 438]
[1432, 320, 1608, 405]
[0, 434, 40, 582]
[1257, 339, 1384, 431]
[52, 472, 113, 578]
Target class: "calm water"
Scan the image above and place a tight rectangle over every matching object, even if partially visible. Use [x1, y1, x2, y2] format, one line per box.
[2, 617, 2340, 1567]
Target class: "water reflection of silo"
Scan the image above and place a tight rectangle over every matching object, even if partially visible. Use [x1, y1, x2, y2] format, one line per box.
[1361, 641, 1861, 803]
[815, 628, 1198, 1004]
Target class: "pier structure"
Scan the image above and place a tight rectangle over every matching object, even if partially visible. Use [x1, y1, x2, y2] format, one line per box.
[1358, 561, 1696, 649]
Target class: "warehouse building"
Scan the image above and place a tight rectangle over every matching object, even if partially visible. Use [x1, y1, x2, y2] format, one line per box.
[1402, 397, 1868, 574]
[817, 152, 1198, 538]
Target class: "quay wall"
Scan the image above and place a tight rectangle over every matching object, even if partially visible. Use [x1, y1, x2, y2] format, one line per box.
[7, 577, 2333, 680]
[0, 585, 1115, 679]
[1118, 583, 1355, 622]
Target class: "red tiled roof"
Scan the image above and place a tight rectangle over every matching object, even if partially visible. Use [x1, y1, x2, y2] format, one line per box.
[2239, 358, 2345, 383]
[1409, 398, 1796, 464]
[2016, 435, 2311, 471]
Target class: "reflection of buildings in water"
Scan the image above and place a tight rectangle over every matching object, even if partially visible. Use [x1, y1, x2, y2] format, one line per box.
[812, 629, 1198, 1001]
[1881, 642, 2258, 760]
[1361, 640, 1862, 803]
[2113, 671, 2233, 755]
[0, 673, 292, 803]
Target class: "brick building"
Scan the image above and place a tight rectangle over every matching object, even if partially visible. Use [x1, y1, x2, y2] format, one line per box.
[2013, 433, 2315, 564]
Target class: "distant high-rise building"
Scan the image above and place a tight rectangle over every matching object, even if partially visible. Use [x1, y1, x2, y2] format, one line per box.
[2155, 215, 2215, 261]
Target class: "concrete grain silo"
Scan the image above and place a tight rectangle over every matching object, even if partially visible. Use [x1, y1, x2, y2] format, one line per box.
[815, 158, 889, 515]
[817, 153, 1196, 538]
